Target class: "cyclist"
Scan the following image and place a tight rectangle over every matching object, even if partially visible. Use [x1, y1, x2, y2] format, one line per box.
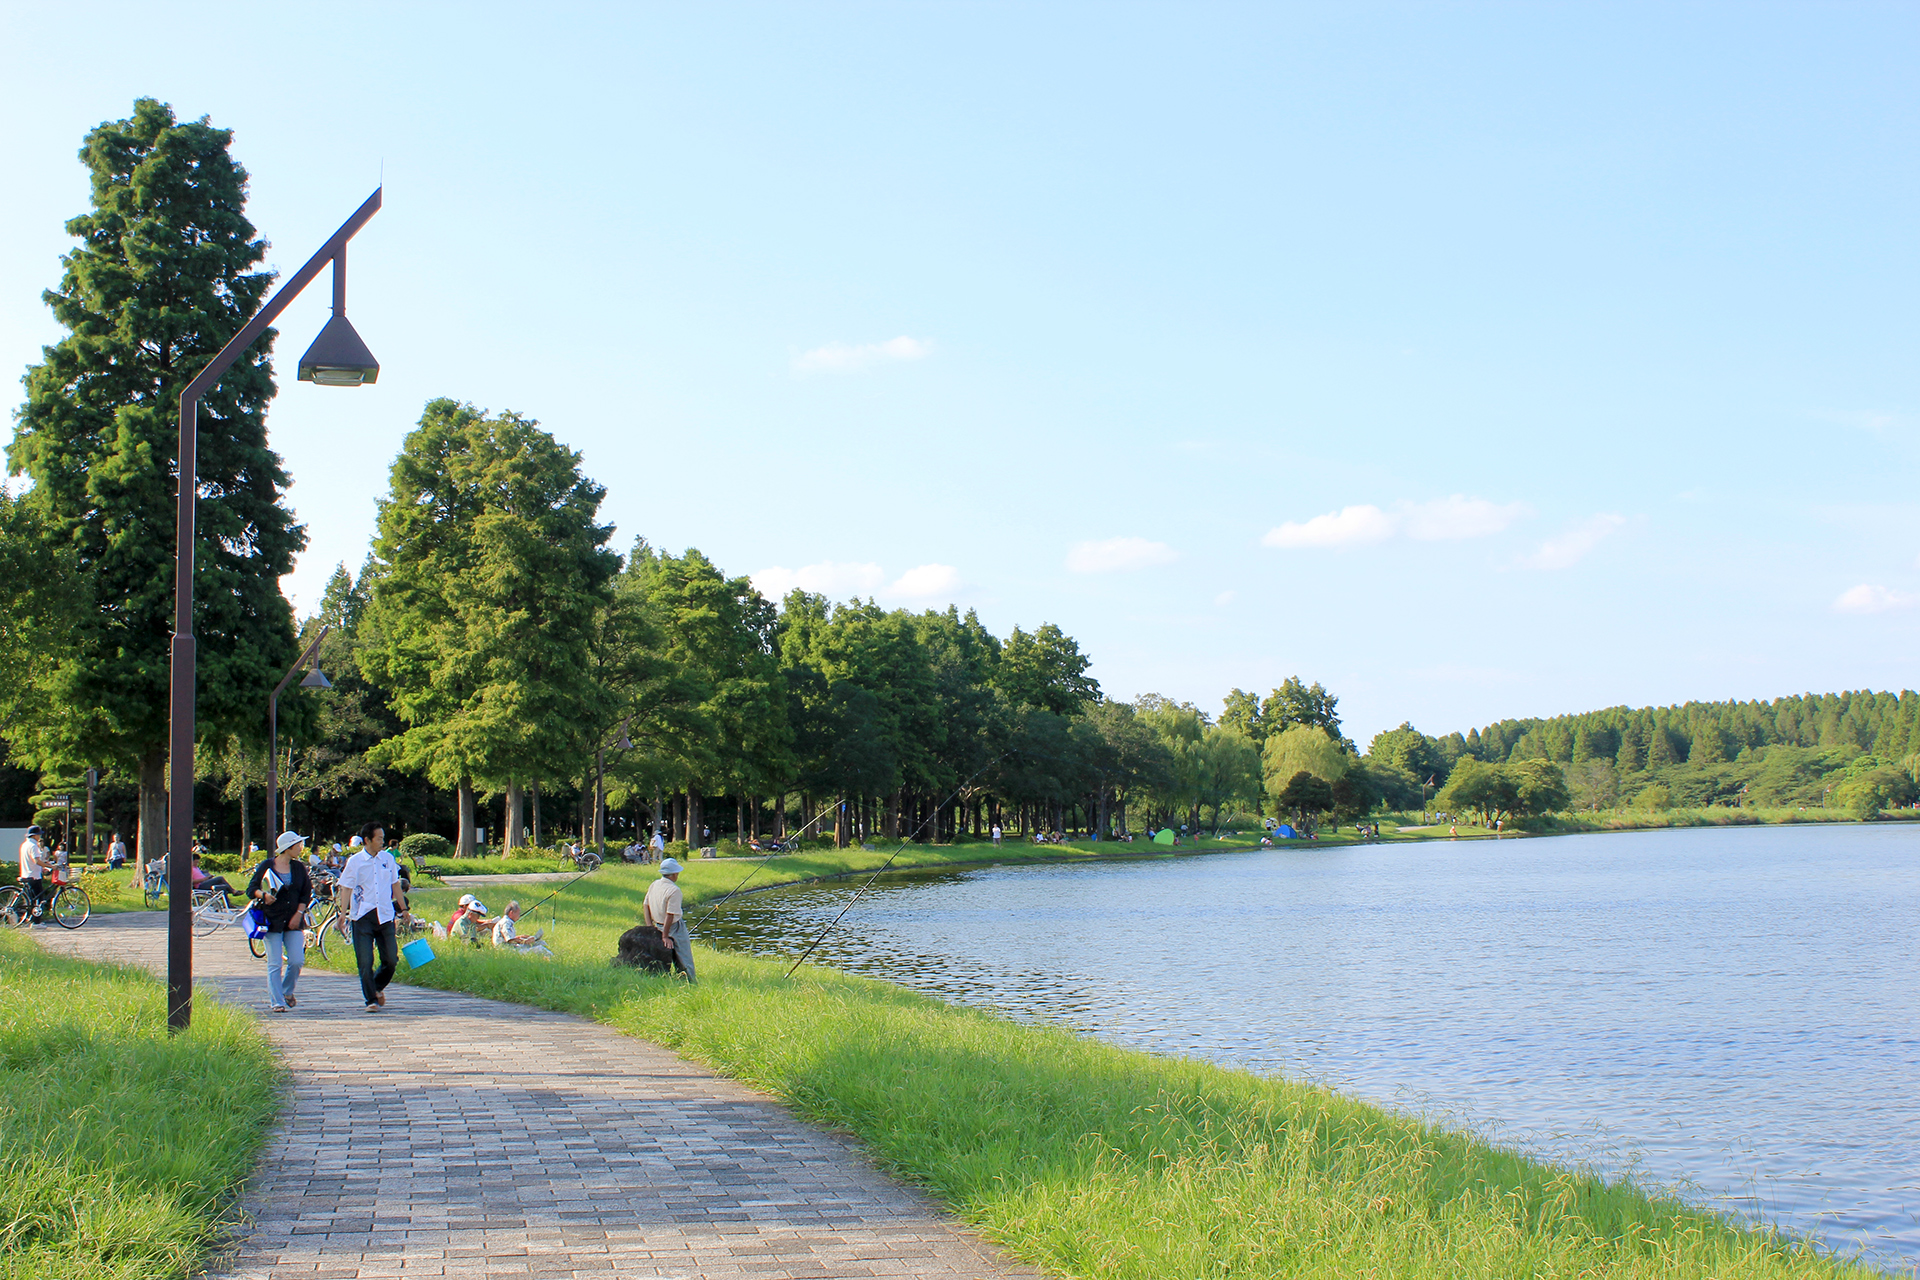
[16, 826, 48, 922]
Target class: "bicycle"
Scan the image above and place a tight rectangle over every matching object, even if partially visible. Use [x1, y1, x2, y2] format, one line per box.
[141, 858, 168, 908]
[0, 870, 91, 930]
[561, 846, 603, 872]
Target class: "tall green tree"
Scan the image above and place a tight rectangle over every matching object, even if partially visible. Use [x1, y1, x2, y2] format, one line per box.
[7, 99, 302, 863]
[359, 400, 618, 854]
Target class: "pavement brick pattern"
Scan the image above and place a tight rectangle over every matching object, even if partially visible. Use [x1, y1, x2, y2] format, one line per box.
[37, 914, 1040, 1280]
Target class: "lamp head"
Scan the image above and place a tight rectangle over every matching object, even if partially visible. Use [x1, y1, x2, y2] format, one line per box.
[299, 668, 333, 690]
[297, 315, 380, 386]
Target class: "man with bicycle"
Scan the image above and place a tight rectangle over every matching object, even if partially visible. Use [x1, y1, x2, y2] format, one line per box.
[15, 826, 49, 922]
[335, 822, 406, 1013]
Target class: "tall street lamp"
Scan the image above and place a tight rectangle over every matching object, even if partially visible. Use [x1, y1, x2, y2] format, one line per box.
[168, 190, 382, 1032]
[266, 625, 332, 843]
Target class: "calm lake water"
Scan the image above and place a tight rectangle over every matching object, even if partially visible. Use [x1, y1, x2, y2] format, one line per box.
[698, 823, 1920, 1271]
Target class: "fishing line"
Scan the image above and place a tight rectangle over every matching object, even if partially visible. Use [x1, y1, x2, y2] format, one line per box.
[784, 751, 1010, 978]
[690, 795, 850, 928]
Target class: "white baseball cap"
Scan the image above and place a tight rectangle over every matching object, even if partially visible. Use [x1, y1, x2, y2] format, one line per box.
[458, 893, 475, 907]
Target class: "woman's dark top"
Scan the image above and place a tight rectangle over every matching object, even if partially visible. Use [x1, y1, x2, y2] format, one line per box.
[245, 858, 312, 932]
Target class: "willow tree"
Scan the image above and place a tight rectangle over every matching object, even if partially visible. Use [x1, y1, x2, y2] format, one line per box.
[358, 399, 617, 855]
[7, 99, 302, 862]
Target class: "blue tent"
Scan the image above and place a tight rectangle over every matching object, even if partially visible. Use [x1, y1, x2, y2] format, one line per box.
[1273, 823, 1297, 839]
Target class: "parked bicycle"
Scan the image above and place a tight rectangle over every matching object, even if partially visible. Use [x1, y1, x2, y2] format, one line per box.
[141, 857, 168, 908]
[0, 868, 90, 930]
[561, 845, 603, 872]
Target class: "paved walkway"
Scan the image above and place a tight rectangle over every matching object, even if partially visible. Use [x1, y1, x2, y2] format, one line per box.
[37, 915, 1037, 1280]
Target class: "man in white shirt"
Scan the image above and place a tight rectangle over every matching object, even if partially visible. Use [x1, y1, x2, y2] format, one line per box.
[16, 826, 47, 921]
[642, 858, 694, 980]
[335, 822, 404, 1012]
[648, 828, 665, 861]
[492, 900, 551, 956]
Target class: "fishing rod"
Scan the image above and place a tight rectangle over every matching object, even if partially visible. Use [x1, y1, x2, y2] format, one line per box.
[784, 751, 1010, 978]
[691, 795, 850, 928]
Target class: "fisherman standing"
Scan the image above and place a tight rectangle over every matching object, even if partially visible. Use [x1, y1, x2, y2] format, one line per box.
[643, 858, 694, 981]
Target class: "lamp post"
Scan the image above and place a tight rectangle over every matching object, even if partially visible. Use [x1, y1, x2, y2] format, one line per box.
[266, 625, 332, 843]
[167, 190, 382, 1032]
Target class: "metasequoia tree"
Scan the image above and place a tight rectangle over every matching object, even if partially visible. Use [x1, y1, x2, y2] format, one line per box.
[7, 98, 302, 863]
[359, 399, 617, 855]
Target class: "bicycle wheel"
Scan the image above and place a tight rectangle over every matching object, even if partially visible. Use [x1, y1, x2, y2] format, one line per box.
[52, 886, 90, 929]
[0, 888, 24, 928]
[314, 909, 340, 961]
[249, 933, 267, 958]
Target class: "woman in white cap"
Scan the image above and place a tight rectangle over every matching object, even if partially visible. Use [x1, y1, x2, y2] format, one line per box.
[247, 832, 314, 1013]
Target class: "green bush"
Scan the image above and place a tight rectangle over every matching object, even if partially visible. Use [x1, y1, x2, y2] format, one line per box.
[398, 832, 454, 862]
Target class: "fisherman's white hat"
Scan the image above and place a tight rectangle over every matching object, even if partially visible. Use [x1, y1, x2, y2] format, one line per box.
[659, 858, 683, 875]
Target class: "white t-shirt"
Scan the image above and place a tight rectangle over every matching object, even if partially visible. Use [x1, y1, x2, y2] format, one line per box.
[644, 876, 683, 929]
[17, 838, 43, 881]
[649, 832, 665, 851]
[339, 849, 401, 923]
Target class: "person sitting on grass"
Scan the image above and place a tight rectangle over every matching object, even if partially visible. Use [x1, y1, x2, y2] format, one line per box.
[448, 894, 493, 944]
[491, 900, 551, 956]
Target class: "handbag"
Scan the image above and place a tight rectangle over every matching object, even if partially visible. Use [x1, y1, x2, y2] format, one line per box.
[243, 905, 270, 939]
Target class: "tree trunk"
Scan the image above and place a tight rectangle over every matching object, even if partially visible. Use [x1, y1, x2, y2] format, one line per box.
[239, 785, 251, 859]
[505, 781, 524, 852]
[833, 798, 847, 848]
[738, 793, 747, 843]
[137, 748, 167, 873]
[457, 777, 476, 857]
[532, 781, 543, 847]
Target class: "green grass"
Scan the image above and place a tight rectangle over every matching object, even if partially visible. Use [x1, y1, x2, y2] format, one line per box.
[360, 862, 1871, 1280]
[0, 931, 279, 1279]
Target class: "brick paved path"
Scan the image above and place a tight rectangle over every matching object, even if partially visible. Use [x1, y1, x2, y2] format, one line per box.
[38, 914, 1038, 1280]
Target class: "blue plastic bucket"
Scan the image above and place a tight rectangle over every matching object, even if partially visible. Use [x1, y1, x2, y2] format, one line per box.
[401, 938, 434, 969]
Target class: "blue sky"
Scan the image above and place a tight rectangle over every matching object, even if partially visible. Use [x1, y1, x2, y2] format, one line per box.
[2, 2, 1916, 747]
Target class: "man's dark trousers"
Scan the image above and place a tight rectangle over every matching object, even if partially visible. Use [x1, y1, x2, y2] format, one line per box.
[351, 913, 397, 1005]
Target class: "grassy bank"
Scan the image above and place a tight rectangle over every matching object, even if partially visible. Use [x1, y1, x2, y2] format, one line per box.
[0, 931, 279, 1279]
[367, 863, 1869, 1279]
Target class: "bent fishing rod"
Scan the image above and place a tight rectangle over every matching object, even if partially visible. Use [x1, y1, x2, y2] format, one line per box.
[690, 795, 851, 928]
[783, 751, 1011, 978]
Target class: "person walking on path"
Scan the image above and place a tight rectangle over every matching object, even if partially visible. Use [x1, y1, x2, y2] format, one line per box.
[336, 822, 404, 1012]
[248, 832, 314, 1013]
[991, 824, 1002, 849]
[643, 858, 694, 981]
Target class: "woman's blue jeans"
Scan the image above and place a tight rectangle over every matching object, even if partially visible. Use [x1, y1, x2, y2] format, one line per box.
[265, 929, 305, 1007]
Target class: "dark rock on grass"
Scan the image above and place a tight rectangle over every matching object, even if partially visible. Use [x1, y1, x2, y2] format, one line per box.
[614, 924, 684, 975]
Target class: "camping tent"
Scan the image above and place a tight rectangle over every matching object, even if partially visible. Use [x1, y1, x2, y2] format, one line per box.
[1152, 828, 1176, 846]
[1273, 824, 1296, 839]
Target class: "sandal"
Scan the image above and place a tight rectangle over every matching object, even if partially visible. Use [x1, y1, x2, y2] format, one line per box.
[270, 1004, 288, 1013]
[284, 994, 296, 1007]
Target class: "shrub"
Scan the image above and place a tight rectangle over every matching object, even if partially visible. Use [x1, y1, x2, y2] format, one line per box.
[73, 870, 121, 902]
[398, 832, 454, 863]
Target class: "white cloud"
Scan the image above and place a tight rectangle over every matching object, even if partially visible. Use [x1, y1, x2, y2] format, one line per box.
[1066, 536, 1179, 572]
[792, 336, 932, 373]
[1262, 495, 1527, 550]
[1521, 514, 1626, 570]
[749, 559, 962, 603]
[887, 563, 961, 599]
[1834, 583, 1920, 614]
[1262, 504, 1398, 548]
[1402, 495, 1530, 541]
[750, 561, 885, 599]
